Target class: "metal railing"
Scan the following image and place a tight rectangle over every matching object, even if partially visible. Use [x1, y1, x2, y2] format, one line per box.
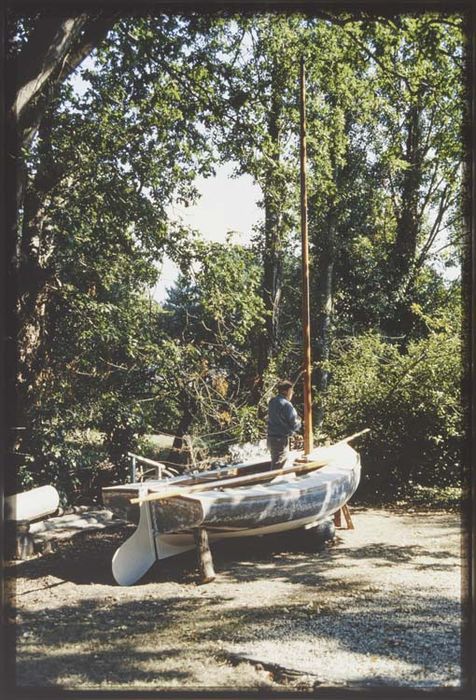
[127, 453, 179, 483]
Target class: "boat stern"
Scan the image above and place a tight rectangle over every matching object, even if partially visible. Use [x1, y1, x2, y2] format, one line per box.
[102, 485, 142, 524]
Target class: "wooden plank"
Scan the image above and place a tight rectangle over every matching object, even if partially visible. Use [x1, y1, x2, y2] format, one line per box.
[337, 428, 370, 444]
[183, 467, 240, 484]
[130, 457, 330, 505]
[160, 463, 253, 490]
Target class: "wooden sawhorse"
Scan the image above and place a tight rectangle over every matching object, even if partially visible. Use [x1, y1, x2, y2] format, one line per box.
[333, 504, 354, 529]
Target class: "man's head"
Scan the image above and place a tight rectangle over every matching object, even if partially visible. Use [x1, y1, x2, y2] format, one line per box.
[277, 380, 294, 401]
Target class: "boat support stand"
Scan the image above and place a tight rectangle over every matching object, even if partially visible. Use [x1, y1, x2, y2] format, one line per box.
[193, 528, 216, 584]
[334, 504, 354, 529]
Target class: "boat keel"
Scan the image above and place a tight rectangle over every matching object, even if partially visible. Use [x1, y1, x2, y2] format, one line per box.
[112, 502, 157, 586]
[111, 502, 198, 586]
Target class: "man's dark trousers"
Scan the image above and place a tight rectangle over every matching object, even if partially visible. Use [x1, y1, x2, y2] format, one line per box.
[267, 436, 289, 471]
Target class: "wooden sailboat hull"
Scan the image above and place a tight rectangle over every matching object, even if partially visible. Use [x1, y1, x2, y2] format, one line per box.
[102, 442, 360, 585]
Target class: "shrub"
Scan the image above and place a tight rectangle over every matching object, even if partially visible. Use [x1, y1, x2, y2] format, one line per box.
[319, 330, 463, 501]
[16, 419, 110, 505]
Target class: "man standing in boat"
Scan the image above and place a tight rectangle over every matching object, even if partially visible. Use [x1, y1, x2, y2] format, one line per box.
[267, 380, 302, 470]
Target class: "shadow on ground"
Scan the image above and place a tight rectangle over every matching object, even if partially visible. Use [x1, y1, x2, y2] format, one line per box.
[6, 516, 458, 588]
[7, 513, 461, 690]
[10, 581, 460, 688]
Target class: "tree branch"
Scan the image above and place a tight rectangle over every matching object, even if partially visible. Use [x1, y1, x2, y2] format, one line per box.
[10, 15, 88, 120]
[57, 15, 117, 84]
[9, 13, 118, 151]
[415, 185, 451, 269]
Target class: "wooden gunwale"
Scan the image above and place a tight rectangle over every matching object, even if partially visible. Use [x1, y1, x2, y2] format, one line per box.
[130, 457, 333, 504]
[129, 432, 369, 506]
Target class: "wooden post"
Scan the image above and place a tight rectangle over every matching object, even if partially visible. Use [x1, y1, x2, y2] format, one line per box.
[300, 57, 313, 455]
[185, 434, 198, 471]
[334, 505, 355, 530]
[342, 504, 354, 530]
[131, 455, 137, 482]
[10, 520, 35, 560]
[193, 528, 216, 584]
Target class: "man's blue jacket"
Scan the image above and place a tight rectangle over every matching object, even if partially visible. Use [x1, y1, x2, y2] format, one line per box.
[267, 395, 301, 438]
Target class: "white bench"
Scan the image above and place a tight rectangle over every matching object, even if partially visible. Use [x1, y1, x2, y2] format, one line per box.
[5, 485, 60, 559]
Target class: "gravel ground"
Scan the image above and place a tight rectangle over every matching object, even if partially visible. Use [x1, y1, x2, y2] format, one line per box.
[5, 507, 463, 692]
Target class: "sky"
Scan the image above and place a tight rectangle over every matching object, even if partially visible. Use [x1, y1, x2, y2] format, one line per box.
[153, 163, 263, 301]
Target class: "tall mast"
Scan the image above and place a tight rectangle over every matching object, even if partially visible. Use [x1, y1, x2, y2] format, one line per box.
[300, 57, 313, 455]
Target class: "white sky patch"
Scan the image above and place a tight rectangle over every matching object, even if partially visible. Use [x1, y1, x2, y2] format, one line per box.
[152, 163, 263, 301]
[69, 56, 96, 97]
[167, 163, 262, 245]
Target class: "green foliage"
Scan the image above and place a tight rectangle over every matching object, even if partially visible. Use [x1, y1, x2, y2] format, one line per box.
[305, 13, 464, 340]
[230, 405, 263, 444]
[11, 12, 464, 506]
[18, 417, 110, 505]
[13, 14, 229, 492]
[181, 239, 266, 346]
[394, 484, 462, 512]
[319, 323, 463, 500]
[160, 240, 267, 450]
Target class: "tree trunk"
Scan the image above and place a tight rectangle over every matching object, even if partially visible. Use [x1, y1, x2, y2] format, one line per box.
[256, 73, 285, 386]
[7, 12, 116, 340]
[16, 109, 63, 401]
[6, 13, 116, 272]
[5, 13, 116, 474]
[258, 189, 284, 376]
[172, 404, 195, 452]
[314, 205, 336, 428]
[7, 14, 115, 152]
[387, 103, 424, 339]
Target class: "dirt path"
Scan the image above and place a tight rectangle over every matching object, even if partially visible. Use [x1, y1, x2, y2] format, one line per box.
[6, 508, 463, 692]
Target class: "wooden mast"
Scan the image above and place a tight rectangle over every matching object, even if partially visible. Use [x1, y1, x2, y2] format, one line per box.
[300, 57, 313, 456]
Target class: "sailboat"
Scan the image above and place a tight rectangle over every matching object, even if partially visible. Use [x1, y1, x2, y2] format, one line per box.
[101, 60, 363, 586]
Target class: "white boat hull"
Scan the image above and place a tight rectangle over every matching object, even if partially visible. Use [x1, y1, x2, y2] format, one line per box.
[106, 442, 360, 586]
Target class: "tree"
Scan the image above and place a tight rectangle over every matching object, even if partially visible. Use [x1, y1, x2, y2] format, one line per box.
[298, 13, 464, 431]
[210, 15, 306, 389]
[320, 282, 462, 498]
[162, 239, 266, 454]
[362, 14, 464, 337]
[9, 13, 225, 487]
[6, 10, 118, 481]
[7, 13, 116, 154]
[7, 10, 464, 502]
[6, 11, 117, 316]
[301, 17, 376, 420]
